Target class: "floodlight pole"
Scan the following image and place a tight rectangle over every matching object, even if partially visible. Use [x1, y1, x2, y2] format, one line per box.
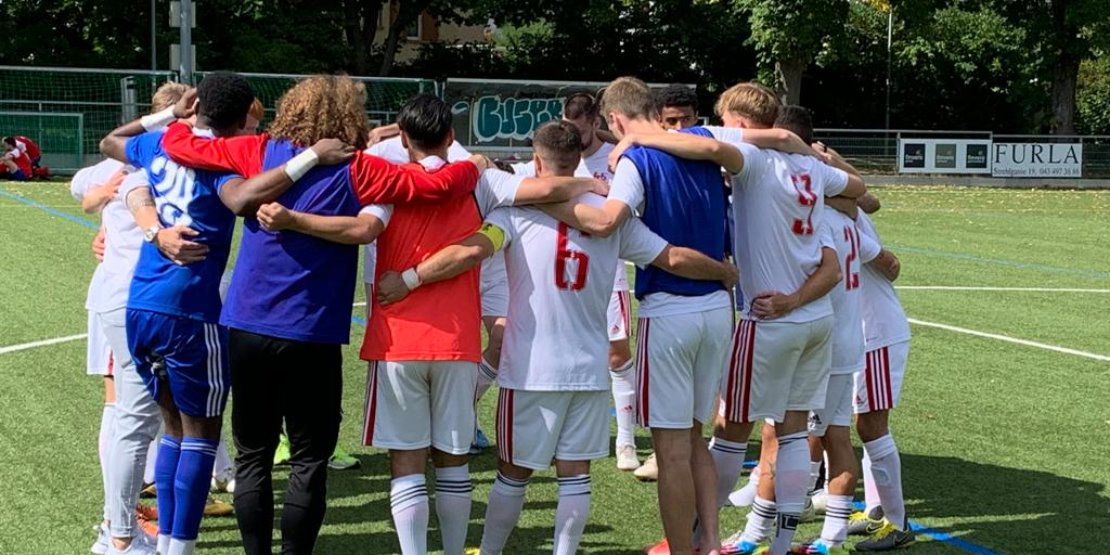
[150, 0, 157, 71]
[885, 8, 893, 131]
[180, 0, 193, 84]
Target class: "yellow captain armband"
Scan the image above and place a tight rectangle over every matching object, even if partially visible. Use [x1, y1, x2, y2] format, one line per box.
[478, 223, 506, 252]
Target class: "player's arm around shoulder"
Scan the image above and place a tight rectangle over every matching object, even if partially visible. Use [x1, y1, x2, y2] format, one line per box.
[506, 167, 608, 206]
[220, 138, 355, 216]
[619, 217, 737, 288]
[377, 216, 509, 306]
[610, 130, 745, 174]
[256, 202, 387, 245]
[100, 88, 197, 164]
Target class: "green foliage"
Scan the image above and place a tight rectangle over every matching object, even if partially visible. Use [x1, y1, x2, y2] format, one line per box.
[1077, 55, 1110, 135]
[737, 0, 848, 68]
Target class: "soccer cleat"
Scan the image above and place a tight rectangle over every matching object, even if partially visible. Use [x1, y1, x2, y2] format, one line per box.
[633, 452, 659, 481]
[720, 535, 769, 555]
[211, 466, 236, 493]
[328, 447, 361, 471]
[727, 479, 758, 508]
[790, 539, 850, 554]
[464, 549, 481, 555]
[204, 495, 234, 517]
[810, 489, 828, 515]
[139, 482, 157, 499]
[854, 520, 915, 552]
[469, 428, 492, 455]
[616, 444, 641, 471]
[134, 506, 159, 540]
[273, 434, 291, 466]
[848, 508, 885, 536]
[105, 533, 158, 555]
[91, 523, 109, 554]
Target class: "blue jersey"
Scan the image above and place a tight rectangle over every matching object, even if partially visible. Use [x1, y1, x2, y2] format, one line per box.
[624, 127, 727, 300]
[125, 130, 239, 322]
[220, 139, 363, 344]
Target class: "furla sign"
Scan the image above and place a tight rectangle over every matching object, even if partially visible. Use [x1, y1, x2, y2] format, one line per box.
[992, 143, 1082, 178]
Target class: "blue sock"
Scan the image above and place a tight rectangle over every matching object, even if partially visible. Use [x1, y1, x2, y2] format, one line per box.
[173, 437, 219, 541]
[154, 436, 182, 537]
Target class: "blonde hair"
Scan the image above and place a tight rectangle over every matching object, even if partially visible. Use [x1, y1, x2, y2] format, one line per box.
[600, 76, 658, 121]
[248, 98, 265, 122]
[150, 82, 189, 113]
[714, 82, 781, 127]
[269, 75, 369, 149]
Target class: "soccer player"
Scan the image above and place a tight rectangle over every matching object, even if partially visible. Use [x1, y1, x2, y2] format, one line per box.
[359, 96, 601, 555]
[848, 207, 915, 552]
[539, 77, 744, 555]
[1, 136, 33, 181]
[147, 77, 483, 555]
[656, 84, 701, 130]
[374, 120, 738, 555]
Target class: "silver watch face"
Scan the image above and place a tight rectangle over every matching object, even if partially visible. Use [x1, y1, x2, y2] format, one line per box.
[145, 227, 159, 242]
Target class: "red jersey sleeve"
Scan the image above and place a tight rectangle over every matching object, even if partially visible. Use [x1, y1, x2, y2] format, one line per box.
[160, 122, 267, 177]
[348, 153, 480, 205]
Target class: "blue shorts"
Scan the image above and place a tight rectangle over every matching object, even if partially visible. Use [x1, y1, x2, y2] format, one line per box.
[126, 309, 230, 418]
[3, 169, 28, 181]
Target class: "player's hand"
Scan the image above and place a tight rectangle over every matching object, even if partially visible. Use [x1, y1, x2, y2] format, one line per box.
[368, 124, 400, 146]
[310, 138, 356, 165]
[468, 154, 492, 173]
[826, 195, 858, 219]
[719, 262, 739, 290]
[608, 134, 640, 172]
[376, 271, 411, 306]
[256, 202, 296, 232]
[172, 88, 199, 119]
[91, 170, 126, 208]
[91, 229, 106, 262]
[873, 250, 901, 282]
[156, 225, 209, 265]
[590, 178, 610, 196]
[751, 291, 799, 320]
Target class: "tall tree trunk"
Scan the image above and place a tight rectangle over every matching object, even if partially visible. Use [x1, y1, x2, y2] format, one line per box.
[1049, 0, 1079, 134]
[775, 58, 806, 105]
[379, 0, 433, 76]
[343, 0, 380, 75]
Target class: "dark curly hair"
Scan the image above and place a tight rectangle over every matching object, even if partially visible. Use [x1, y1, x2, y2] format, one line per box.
[196, 72, 255, 131]
[656, 84, 698, 111]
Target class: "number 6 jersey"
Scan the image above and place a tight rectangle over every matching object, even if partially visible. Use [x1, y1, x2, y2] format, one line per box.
[729, 144, 849, 323]
[484, 193, 668, 392]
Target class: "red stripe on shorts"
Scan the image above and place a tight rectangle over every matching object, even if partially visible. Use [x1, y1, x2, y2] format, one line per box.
[881, 347, 893, 410]
[635, 318, 651, 427]
[865, 350, 878, 412]
[724, 323, 743, 422]
[740, 320, 756, 423]
[619, 291, 632, 333]
[362, 363, 379, 446]
[106, 351, 114, 377]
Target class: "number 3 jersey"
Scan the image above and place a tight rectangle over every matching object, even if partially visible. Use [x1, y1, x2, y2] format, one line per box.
[485, 193, 668, 392]
[124, 129, 240, 322]
[729, 144, 849, 323]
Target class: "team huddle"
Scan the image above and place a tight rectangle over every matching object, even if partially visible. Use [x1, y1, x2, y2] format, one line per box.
[74, 72, 914, 555]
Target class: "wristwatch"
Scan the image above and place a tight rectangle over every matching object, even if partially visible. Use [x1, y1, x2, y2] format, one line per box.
[143, 225, 161, 244]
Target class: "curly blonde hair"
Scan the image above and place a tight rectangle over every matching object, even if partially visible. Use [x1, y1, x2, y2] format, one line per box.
[269, 75, 369, 150]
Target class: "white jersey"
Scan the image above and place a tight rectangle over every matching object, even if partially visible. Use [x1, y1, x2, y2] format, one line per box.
[365, 136, 472, 164]
[729, 143, 849, 323]
[487, 194, 667, 391]
[70, 159, 144, 313]
[511, 158, 591, 179]
[823, 207, 879, 375]
[857, 212, 911, 349]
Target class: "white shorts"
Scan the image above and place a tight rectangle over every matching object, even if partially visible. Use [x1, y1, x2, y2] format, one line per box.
[635, 307, 733, 429]
[606, 289, 632, 342]
[496, 388, 609, 470]
[854, 341, 909, 414]
[86, 311, 114, 376]
[720, 316, 834, 424]
[809, 373, 853, 436]
[362, 360, 479, 455]
[480, 254, 509, 318]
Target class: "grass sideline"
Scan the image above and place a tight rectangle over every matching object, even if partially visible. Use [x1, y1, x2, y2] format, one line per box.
[1, 182, 1108, 554]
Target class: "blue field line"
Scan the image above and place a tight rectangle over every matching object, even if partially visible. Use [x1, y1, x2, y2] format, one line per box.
[852, 501, 1000, 555]
[0, 188, 99, 230]
[889, 243, 1110, 280]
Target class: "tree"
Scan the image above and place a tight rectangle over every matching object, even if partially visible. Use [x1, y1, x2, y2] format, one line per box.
[731, 0, 849, 104]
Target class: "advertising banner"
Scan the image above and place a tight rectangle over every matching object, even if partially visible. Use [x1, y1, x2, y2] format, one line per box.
[991, 143, 1082, 178]
[897, 138, 992, 174]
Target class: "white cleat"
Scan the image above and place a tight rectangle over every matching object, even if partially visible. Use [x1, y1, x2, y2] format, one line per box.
[91, 524, 109, 555]
[105, 533, 158, 555]
[800, 496, 818, 523]
[633, 453, 659, 481]
[616, 444, 641, 471]
[810, 488, 828, 516]
[211, 467, 236, 494]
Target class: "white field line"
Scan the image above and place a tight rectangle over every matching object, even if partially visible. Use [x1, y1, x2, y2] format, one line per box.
[353, 301, 367, 307]
[907, 319, 1110, 362]
[897, 286, 1110, 293]
[0, 333, 87, 355]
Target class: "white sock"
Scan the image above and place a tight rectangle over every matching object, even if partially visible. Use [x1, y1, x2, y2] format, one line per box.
[144, 437, 159, 484]
[99, 403, 116, 521]
[158, 534, 171, 555]
[479, 473, 528, 554]
[435, 465, 473, 555]
[820, 494, 854, 546]
[709, 437, 747, 507]
[729, 465, 760, 507]
[808, 460, 823, 494]
[166, 538, 196, 555]
[741, 496, 776, 544]
[609, 360, 636, 448]
[863, 434, 905, 530]
[475, 358, 499, 405]
[554, 475, 591, 555]
[861, 451, 880, 515]
[213, 435, 232, 477]
[391, 474, 429, 555]
[770, 432, 810, 554]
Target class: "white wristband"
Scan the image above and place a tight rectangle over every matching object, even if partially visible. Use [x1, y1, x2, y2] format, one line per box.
[140, 108, 176, 132]
[401, 268, 423, 291]
[283, 149, 320, 182]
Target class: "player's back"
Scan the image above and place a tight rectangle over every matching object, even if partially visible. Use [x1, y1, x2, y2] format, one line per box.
[221, 138, 363, 344]
[823, 207, 871, 373]
[731, 145, 847, 323]
[362, 157, 482, 362]
[857, 212, 910, 348]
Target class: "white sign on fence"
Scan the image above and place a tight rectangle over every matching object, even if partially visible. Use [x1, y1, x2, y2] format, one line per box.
[897, 139, 993, 174]
[991, 143, 1082, 178]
